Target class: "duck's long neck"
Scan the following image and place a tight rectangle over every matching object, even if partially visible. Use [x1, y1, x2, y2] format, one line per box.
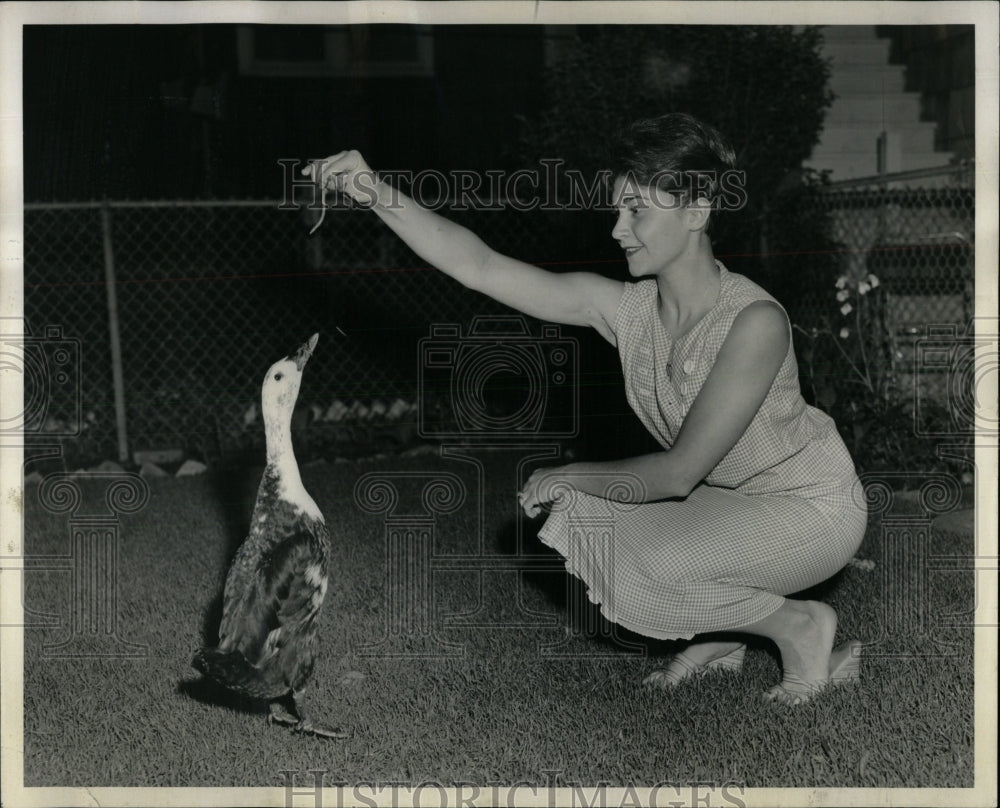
[264, 409, 302, 486]
[262, 405, 322, 521]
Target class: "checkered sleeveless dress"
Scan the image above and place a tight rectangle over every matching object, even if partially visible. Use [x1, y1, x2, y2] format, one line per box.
[537, 263, 867, 640]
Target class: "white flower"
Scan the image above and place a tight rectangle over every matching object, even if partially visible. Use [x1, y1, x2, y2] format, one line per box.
[836, 289, 850, 302]
[841, 303, 853, 316]
[835, 275, 849, 290]
[867, 273, 880, 288]
[858, 281, 871, 295]
[839, 327, 850, 339]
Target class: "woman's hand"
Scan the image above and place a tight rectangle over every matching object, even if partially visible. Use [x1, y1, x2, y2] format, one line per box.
[518, 466, 572, 518]
[303, 150, 381, 207]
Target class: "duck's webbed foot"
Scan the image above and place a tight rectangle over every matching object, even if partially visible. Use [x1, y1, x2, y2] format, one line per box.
[266, 699, 298, 727]
[291, 689, 349, 740]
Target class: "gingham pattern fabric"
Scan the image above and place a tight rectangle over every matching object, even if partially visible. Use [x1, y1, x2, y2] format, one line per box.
[538, 263, 867, 640]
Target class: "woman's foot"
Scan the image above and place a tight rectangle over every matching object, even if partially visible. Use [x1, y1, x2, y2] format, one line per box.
[643, 640, 746, 689]
[755, 600, 861, 706]
[763, 640, 862, 705]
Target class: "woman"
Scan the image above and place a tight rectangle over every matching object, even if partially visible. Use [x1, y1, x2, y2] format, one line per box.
[306, 113, 867, 705]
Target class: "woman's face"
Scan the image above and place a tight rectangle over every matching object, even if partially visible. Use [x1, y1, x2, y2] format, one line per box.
[611, 175, 692, 277]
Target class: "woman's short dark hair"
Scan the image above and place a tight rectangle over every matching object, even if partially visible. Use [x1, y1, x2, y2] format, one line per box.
[606, 113, 740, 230]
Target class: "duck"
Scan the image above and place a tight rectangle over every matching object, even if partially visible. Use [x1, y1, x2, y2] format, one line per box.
[193, 333, 346, 739]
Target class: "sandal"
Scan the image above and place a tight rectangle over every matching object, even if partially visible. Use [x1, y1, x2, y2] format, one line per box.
[643, 643, 746, 689]
[763, 639, 862, 706]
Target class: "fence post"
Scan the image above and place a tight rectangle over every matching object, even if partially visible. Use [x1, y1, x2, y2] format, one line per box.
[100, 204, 129, 463]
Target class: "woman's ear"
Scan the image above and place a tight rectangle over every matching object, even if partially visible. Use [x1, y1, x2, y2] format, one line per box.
[685, 196, 712, 232]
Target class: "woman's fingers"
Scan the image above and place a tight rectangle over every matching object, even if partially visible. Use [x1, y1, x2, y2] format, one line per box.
[518, 467, 567, 517]
[517, 487, 539, 518]
[518, 491, 542, 519]
[323, 152, 359, 186]
[303, 151, 357, 183]
[302, 153, 335, 180]
[303, 151, 378, 205]
[518, 475, 539, 517]
[303, 149, 352, 172]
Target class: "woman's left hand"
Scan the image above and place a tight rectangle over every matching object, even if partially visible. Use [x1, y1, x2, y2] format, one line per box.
[518, 466, 572, 518]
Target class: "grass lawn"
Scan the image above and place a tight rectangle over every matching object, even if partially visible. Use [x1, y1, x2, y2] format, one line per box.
[21, 451, 976, 789]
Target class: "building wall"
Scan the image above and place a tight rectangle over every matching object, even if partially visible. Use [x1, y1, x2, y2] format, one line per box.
[23, 24, 548, 201]
[882, 25, 975, 160]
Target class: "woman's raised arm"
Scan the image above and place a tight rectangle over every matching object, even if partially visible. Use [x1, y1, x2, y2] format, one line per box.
[304, 151, 624, 343]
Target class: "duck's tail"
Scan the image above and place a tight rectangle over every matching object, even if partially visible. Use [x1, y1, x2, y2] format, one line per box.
[192, 647, 286, 700]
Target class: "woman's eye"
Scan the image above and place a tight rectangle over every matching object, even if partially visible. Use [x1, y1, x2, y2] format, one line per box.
[274, 373, 283, 381]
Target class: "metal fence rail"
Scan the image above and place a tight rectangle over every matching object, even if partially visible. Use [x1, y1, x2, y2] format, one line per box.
[22, 163, 974, 467]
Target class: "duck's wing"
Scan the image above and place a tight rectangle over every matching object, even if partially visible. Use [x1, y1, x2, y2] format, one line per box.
[218, 524, 328, 662]
[218, 537, 274, 657]
[272, 524, 328, 619]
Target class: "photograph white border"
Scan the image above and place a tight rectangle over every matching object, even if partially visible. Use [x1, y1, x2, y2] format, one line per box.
[1, 3, 996, 807]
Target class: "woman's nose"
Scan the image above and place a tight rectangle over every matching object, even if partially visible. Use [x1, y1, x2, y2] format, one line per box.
[611, 211, 630, 241]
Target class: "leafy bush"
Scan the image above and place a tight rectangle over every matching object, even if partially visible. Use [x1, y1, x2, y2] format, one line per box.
[791, 270, 970, 477]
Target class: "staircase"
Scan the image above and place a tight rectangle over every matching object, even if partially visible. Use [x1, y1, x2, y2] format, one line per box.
[805, 26, 954, 181]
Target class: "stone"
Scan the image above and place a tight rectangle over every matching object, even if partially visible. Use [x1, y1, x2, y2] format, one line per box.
[175, 459, 208, 477]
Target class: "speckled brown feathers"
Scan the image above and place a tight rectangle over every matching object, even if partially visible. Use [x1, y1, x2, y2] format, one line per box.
[195, 468, 330, 699]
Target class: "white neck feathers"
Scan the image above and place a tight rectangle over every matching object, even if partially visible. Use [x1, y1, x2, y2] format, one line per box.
[264, 411, 323, 522]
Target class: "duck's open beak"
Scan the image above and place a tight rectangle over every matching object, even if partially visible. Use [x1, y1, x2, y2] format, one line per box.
[291, 333, 319, 371]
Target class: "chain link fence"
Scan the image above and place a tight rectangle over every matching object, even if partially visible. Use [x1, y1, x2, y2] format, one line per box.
[787, 163, 975, 326]
[22, 198, 539, 466]
[22, 163, 975, 468]
[780, 163, 975, 409]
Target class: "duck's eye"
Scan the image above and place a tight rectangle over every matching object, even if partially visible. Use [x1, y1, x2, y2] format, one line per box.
[274, 372, 283, 381]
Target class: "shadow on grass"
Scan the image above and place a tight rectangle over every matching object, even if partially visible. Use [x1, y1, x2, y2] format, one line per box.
[176, 674, 265, 716]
